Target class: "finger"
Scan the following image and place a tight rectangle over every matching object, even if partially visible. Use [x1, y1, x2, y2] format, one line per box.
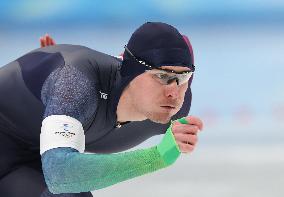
[174, 117, 201, 128]
[176, 141, 195, 154]
[40, 37, 45, 47]
[174, 133, 198, 145]
[172, 123, 199, 134]
[175, 135, 197, 146]
[50, 37, 55, 45]
[43, 35, 48, 45]
[185, 116, 204, 131]
[47, 35, 56, 46]
[46, 35, 51, 46]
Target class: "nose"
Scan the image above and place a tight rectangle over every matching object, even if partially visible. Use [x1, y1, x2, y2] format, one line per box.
[164, 80, 179, 99]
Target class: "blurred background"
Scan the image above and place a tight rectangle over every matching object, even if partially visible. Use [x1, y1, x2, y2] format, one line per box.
[1, 0, 283, 196]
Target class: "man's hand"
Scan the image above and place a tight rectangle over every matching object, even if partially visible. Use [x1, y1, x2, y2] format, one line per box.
[40, 34, 56, 47]
[172, 116, 203, 154]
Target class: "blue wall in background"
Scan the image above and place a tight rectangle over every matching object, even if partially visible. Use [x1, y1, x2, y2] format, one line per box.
[1, 0, 284, 145]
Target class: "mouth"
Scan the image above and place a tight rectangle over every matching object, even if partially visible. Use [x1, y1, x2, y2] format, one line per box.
[160, 106, 176, 110]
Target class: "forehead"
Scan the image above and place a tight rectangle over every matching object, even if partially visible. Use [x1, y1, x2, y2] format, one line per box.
[159, 66, 192, 72]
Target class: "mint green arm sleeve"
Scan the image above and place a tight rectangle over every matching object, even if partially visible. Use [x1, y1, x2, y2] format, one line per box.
[41, 118, 187, 194]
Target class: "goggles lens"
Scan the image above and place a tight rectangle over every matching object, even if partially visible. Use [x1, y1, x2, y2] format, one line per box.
[146, 69, 193, 85]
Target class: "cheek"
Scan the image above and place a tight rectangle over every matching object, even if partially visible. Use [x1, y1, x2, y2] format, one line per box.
[179, 84, 188, 97]
[138, 78, 161, 104]
[182, 82, 189, 91]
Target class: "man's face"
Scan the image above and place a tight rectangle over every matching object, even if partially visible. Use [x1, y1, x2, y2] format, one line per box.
[127, 66, 191, 124]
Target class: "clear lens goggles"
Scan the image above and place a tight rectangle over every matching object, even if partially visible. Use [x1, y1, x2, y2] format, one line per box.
[146, 68, 193, 85]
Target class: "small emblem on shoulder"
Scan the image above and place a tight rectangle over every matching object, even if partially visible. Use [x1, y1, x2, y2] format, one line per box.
[99, 91, 108, 100]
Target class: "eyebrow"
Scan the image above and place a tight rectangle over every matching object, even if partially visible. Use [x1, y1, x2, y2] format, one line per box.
[160, 67, 192, 72]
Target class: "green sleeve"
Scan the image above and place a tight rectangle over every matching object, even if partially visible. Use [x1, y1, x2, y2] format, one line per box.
[42, 118, 187, 194]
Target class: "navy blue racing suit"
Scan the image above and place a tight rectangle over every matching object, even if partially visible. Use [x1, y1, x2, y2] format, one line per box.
[0, 44, 192, 196]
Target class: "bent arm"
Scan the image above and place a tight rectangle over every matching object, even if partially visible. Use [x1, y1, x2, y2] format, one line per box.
[40, 62, 181, 194]
[41, 123, 180, 194]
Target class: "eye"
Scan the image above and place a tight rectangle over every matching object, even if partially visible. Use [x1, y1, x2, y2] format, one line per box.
[155, 73, 168, 79]
[180, 74, 188, 79]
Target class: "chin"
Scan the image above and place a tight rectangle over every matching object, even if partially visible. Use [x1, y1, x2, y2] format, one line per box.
[147, 113, 172, 124]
